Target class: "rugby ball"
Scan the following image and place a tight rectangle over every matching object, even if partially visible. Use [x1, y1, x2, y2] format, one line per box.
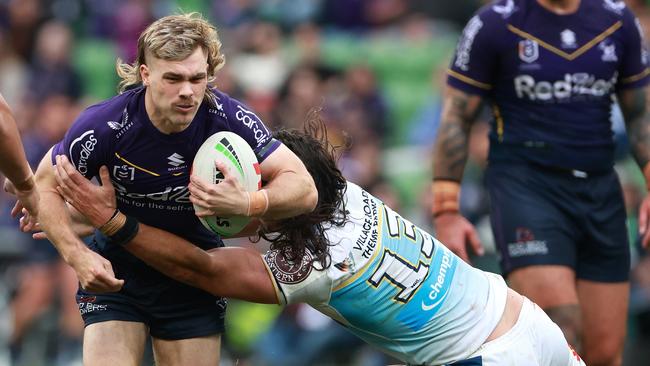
[192, 131, 262, 236]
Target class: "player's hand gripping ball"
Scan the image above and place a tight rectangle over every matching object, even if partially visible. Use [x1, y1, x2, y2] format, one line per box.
[192, 132, 261, 236]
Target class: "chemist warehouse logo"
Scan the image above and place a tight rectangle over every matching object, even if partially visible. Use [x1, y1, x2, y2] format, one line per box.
[69, 130, 98, 176]
[420, 247, 457, 313]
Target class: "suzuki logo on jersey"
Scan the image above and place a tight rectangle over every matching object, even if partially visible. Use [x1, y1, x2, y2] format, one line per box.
[69, 130, 97, 176]
[518, 39, 539, 63]
[167, 153, 184, 167]
[599, 40, 618, 62]
[514, 73, 616, 101]
[113, 165, 135, 181]
[560, 29, 577, 49]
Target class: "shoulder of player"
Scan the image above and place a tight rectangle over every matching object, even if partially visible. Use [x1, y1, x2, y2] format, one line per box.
[474, 0, 519, 21]
[597, 0, 633, 19]
[204, 87, 246, 116]
[576, 0, 636, 26]
[462, 0, 519, 34]
[74, 89, 138, 137]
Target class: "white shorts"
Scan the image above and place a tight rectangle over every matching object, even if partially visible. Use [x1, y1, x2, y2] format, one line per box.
[466, 297, 586, 366]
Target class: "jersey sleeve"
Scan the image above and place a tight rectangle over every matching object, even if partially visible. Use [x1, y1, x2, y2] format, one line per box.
[218, 93, 281, 163]
[262, 249, 332, 306]
[51, 106, 111, 179]
[447, 3, 506, 96]
[617, 8, 650, 90]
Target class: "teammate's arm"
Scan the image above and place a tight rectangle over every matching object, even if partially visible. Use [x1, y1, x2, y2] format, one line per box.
[33, 149, 124, 292]
[0, 94, 39, 216]
[619, 86, 650, 248]
[432, 86, 485, 261]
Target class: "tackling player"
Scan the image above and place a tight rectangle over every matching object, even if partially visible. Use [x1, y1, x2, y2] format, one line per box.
[28, 13, 317, 366]
[432, 1, 650, 365]
[49, 118, 585, 366]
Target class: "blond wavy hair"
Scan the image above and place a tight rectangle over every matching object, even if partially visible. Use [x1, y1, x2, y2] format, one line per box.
[116, 13, 225, 103]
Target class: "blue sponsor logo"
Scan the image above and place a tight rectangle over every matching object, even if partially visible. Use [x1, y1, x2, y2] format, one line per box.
[396, 246, 457, 330]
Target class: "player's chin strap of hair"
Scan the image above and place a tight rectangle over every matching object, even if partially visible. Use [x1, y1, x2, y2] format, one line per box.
[431, 180, 461, 218]
[98, 209, 140, 246]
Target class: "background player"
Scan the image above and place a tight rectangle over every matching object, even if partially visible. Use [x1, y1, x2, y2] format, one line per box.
[48, 118, 585, 366]
[30, 13, 317, 366]
[432, 1, 650, 365]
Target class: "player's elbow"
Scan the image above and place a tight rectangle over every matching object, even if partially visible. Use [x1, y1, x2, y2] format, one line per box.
[192, 254, 229, 297]
[303, 176, 318, 212]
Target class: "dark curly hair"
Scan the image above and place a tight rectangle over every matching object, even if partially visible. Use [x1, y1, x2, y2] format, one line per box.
[258, 110, 347, 269]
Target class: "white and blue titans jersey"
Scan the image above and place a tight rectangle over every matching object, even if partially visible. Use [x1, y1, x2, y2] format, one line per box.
[263, 182, 508, 365]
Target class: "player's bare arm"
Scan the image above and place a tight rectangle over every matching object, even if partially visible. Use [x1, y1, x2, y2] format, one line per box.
[257, 144, 318, 218]
[433, 86, 484, 182]
[620, 86, 650, 167]
[432, 86, 485, 261]
[128, 226, 277, 303]
[0, 93, 39, 216]
[619, 85, 650, 248]
[33, 149, 124, 292]
[52, 154, 277, 303]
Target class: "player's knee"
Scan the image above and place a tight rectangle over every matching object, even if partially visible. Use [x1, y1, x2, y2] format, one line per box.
[544, 304, 582, 351]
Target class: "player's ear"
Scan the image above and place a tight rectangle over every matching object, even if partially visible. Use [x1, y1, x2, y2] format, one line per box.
[140, 64, 150, 86]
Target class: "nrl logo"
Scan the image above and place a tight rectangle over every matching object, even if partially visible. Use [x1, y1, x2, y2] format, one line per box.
[518, 39, 539, 63]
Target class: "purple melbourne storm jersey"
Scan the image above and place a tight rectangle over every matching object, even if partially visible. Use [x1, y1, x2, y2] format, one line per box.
[448, 0, 650, 171]
[52, 87, 280, 249]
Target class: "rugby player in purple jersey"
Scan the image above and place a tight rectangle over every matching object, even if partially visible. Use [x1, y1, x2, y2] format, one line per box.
[25, 13, 317, 366]
[432, 1, 650, 365]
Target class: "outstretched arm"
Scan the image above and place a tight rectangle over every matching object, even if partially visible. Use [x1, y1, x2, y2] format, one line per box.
[431, 86, 485, 262]
[127, 225, 278, 303]
[619, 86, 650, 248]
[53, 155, 278, 303]
[32, 151, 124, 292]
[0, 94, 39, 216]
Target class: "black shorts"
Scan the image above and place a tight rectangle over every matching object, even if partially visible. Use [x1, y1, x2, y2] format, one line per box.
[76, 237, 226, 340]
[486, 163, 630, 282]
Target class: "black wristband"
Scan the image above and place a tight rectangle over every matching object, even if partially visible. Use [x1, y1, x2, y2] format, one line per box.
[107, 215, 140, 246]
